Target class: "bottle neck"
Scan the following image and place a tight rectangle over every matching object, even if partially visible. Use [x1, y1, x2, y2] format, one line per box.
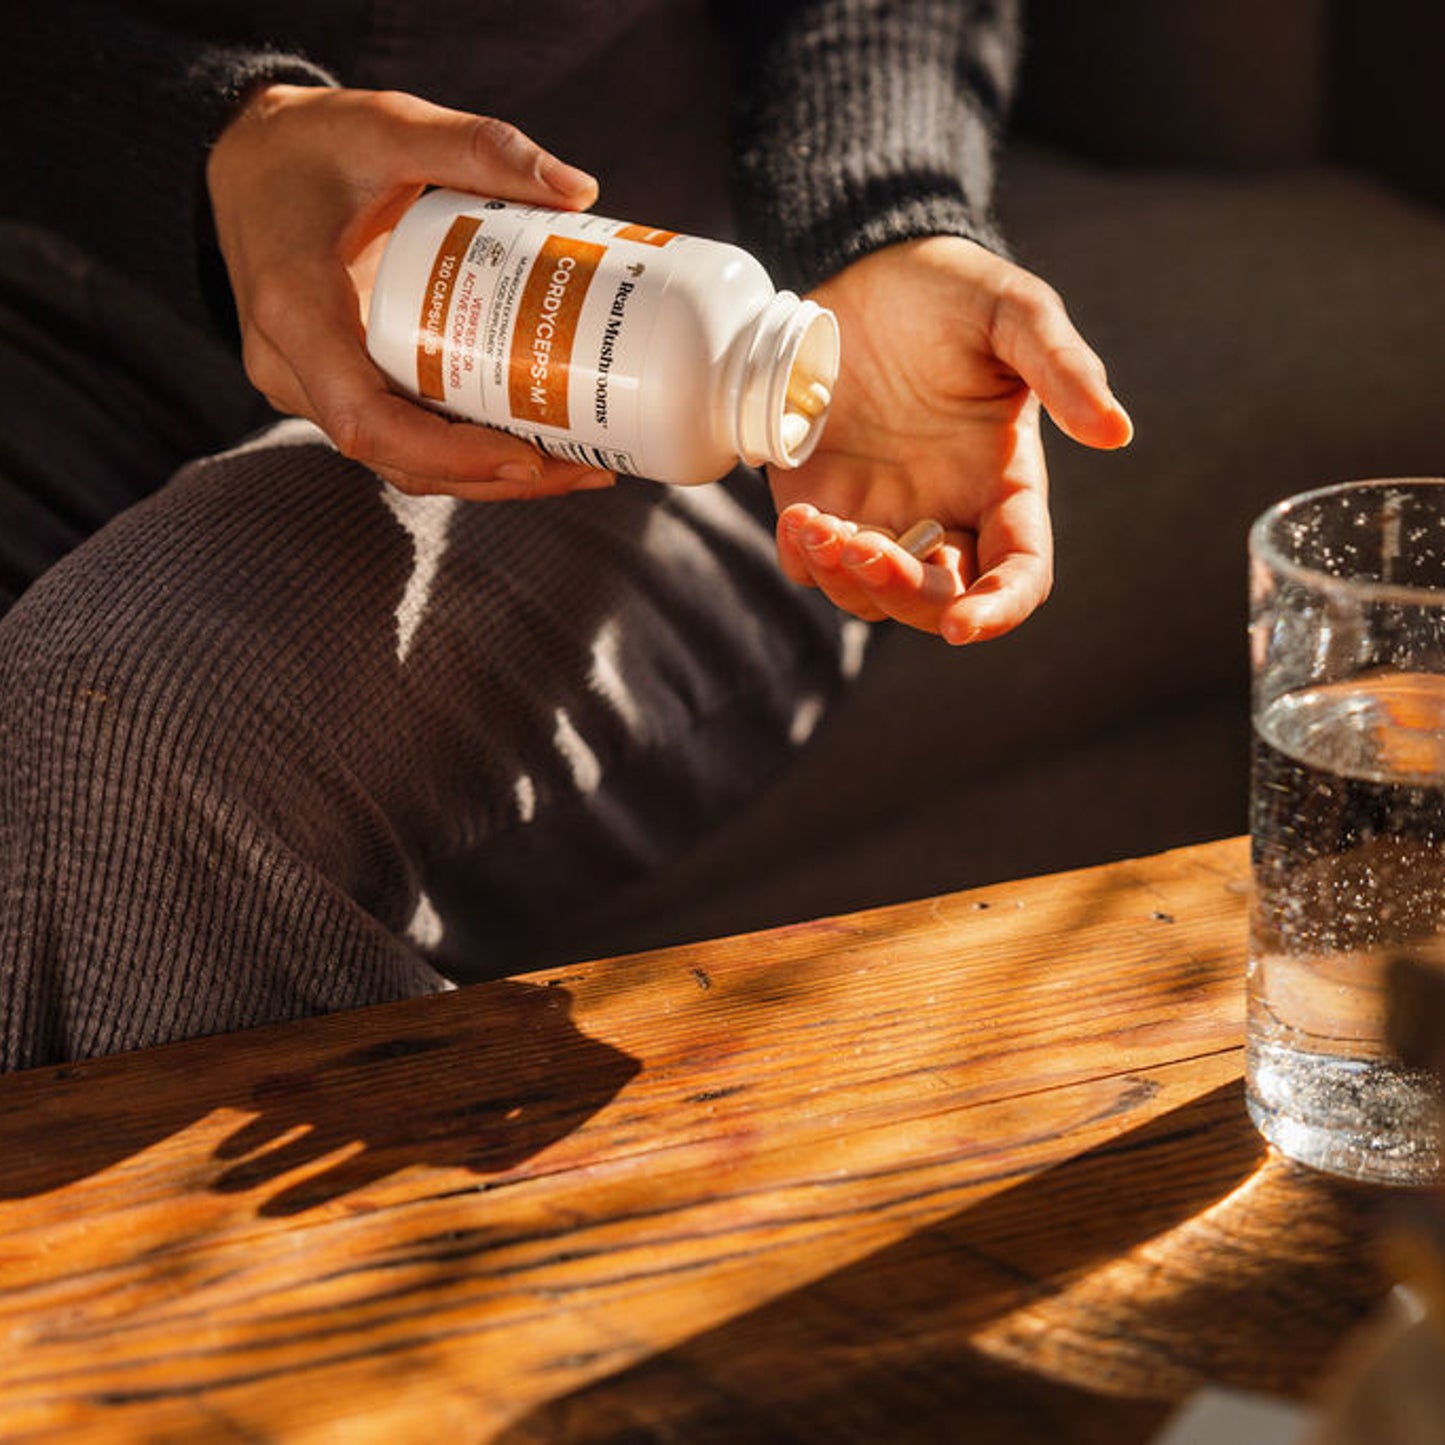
[727, 292, 840, 470]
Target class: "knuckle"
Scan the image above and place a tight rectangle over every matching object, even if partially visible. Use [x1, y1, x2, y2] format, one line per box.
[467, 113, 529, 168]
[368, 88, 410, 114]
[239, 332, 283, 398]
[367, 88, 427, 126]
[1043, 341, 1085, 378]
[324, 408, 371, 462]
[1002, 271, 1063, 328]
[354, 89, 440, 157]
[380, 470, 427, 496]
[245, 270, 299, 337]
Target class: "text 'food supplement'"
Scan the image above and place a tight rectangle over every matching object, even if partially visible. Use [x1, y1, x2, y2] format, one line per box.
[366, 191, 840, 486]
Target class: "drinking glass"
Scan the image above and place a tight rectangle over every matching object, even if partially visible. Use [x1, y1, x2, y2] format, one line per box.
[1247, 477, 1445, 1185]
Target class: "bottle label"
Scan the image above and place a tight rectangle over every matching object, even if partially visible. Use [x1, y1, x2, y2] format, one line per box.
[408, 199, 682, 475]
[506, 234, 604, 430]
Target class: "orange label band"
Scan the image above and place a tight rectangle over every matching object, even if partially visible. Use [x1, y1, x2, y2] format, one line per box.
[615, 223, 678, 248]
[508, 234, 605, 429]
[416, 215, 482, 401]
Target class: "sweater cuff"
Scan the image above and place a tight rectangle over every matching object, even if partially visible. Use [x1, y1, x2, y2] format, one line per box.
[726, 0, 1020, 292]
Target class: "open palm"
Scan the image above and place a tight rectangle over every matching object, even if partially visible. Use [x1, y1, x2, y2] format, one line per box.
[770, 237, 1132, 645]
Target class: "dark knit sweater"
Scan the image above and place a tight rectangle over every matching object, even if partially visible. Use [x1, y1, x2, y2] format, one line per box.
[0, 1, 1019, 1068]
[2, 0, 1018, 348]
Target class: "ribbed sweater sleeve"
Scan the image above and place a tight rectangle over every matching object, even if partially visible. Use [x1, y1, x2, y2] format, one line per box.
[719, 0, 1021, 292]
[1, 1, 336, 343]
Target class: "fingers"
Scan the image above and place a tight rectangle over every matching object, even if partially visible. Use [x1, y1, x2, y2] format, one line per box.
[778, 501, 1051, 644]
[779, 505, 966, 631]
[244, 257, 613, 498]
[932, 459, 1053, 643]
[778, 507, 888, 621]
[838, 531, 969, 634]
[372, 458, 615, 501]
[937, 553, 1051, 645]
[990, 270, 1134, 452]
[209, 83, 610, 498]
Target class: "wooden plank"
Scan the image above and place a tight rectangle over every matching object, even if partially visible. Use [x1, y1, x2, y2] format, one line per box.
[0, 838, 1392, 1440]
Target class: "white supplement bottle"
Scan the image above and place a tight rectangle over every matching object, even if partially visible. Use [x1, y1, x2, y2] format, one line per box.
[366, 190, 840, 486]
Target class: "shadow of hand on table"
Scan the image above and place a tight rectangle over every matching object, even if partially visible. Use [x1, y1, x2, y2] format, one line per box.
[0, 979, 638, 1217]
[497, 1083, 1393, 1445]
[210, 979, 639, 1216]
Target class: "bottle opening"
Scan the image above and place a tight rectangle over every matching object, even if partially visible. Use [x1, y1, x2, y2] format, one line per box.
[772, 304, 841, 468]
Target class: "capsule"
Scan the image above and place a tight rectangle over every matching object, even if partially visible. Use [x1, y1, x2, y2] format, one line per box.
[899, 518, 945, 559]
[786, 376, 833, 419]
[781, 410, 812, 455]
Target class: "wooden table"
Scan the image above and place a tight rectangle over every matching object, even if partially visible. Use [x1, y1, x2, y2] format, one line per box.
[0, 838, 1402, 1442]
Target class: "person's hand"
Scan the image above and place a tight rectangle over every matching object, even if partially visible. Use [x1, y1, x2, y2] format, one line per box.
[207, 84, 616, 500]
[772, 236, 1133, 644]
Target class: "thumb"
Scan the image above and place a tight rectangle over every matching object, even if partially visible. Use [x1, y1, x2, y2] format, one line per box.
[371, 93, 598, 209]
[992, 271, 1134, 451]
[1034, 341, 1135, 451]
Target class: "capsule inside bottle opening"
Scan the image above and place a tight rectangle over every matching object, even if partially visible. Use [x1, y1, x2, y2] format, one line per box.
[787, 377, 832, 419]
[780, 372, 833, 458]
[780, 411, 811, 454]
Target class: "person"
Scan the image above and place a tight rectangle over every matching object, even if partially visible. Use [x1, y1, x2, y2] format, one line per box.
[0, 0, 1131, 1069]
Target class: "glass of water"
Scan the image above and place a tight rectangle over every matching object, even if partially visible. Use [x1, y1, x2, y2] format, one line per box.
[1247, 477, 1445, 1185]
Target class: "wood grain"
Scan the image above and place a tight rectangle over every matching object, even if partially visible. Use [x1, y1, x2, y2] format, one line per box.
[0, 838, 1396, 1441]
